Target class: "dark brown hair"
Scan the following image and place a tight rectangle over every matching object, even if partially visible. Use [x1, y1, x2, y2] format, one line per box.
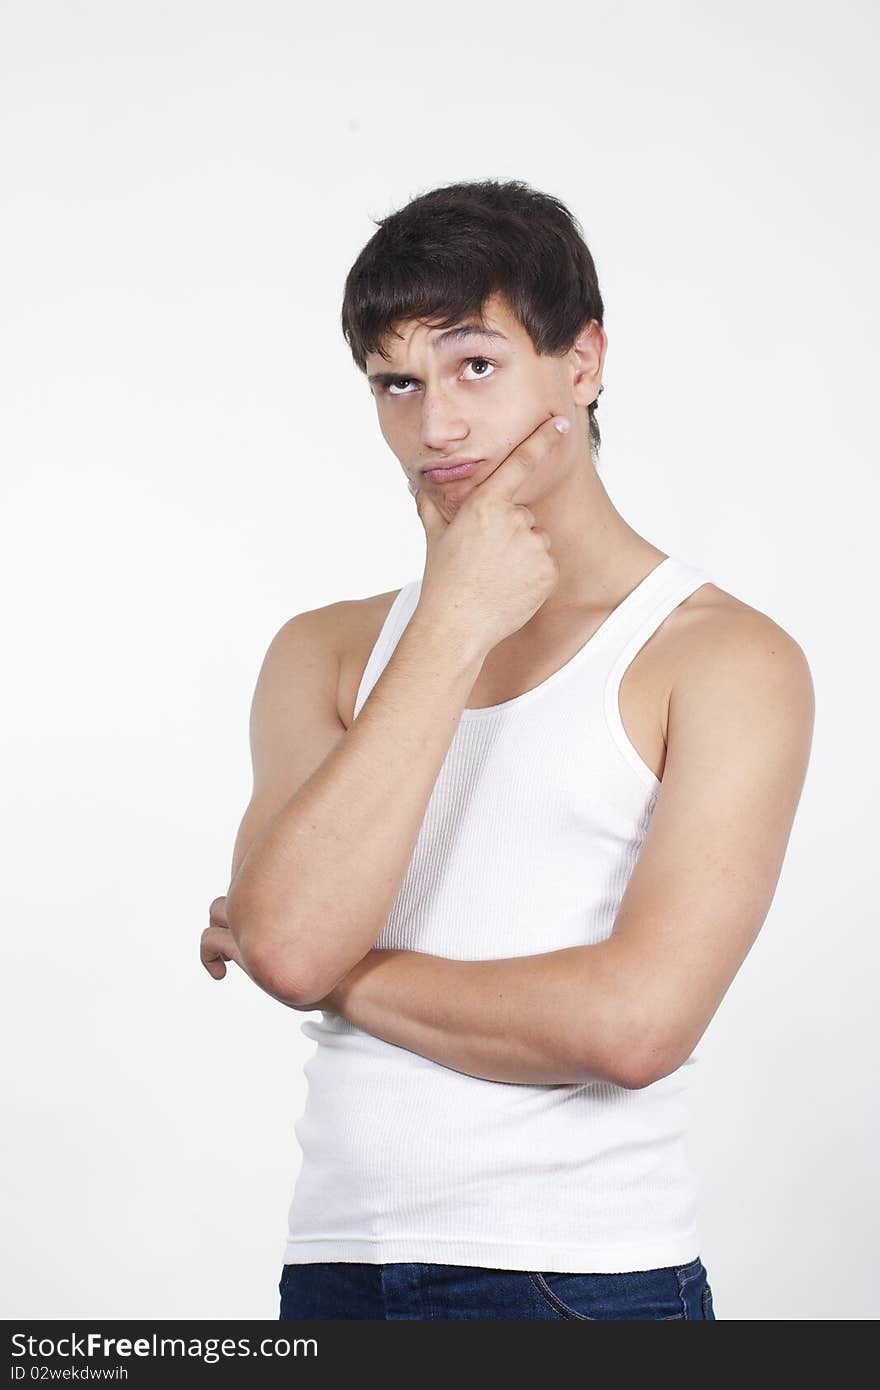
[340, 178, 606, 459]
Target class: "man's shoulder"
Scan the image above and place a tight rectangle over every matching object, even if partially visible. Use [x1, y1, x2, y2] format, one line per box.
[272, 586, 407, 727]
[275, 585, 403, 650]
[668, 578, 814, 732]
[676, 579, 810, 671]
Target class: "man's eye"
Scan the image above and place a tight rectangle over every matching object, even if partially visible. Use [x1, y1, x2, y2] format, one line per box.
[461, 356, 496, 381]
[386, 357, 497, 396]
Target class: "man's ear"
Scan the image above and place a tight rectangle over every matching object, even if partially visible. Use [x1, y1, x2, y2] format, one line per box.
[568, 319, 606, 408]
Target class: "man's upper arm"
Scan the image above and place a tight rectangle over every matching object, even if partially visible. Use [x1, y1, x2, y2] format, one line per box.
[607, 607, 815, 1088]
[227, 603, 349, 892]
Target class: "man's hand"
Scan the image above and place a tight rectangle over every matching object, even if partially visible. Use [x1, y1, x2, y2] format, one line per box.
[413, 410, 567, 656]
[200, 895, 250, 980]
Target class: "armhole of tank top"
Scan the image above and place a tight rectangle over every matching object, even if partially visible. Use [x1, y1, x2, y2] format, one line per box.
[602, 567, 714, 797]
[352, 580, 418, 721]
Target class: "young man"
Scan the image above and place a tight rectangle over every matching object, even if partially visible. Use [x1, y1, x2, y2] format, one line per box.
[201, 179, 814, 1320]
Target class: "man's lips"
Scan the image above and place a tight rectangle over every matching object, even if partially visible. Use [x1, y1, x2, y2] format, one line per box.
[421, 459, 483, 483]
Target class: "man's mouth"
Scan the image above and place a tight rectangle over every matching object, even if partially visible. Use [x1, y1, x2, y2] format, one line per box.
[422, 459, 483, 483]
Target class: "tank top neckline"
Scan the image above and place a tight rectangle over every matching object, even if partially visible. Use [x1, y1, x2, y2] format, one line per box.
[400, 552, 678, 722]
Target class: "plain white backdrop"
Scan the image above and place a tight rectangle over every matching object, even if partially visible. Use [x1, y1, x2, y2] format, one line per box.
[2, 0, 878, 1321]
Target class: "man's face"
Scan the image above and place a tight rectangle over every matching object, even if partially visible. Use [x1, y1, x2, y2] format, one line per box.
[365, 290, 590, 515]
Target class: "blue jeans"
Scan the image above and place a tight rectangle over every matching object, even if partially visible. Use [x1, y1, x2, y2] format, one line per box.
[278, 1256, 716, 1320]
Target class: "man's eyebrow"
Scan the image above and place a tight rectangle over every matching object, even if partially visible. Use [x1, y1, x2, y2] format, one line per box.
[367, 324, 508, 385]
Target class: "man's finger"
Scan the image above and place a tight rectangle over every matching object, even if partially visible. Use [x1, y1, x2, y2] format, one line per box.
[201, 924, 237, 979]
[476, 414, 570, 502]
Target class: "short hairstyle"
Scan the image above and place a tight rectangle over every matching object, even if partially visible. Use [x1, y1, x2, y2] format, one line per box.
[341, 178, 606, 459]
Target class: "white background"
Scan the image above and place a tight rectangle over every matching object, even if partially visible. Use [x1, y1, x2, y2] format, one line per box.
[3, 0, 877, 1321]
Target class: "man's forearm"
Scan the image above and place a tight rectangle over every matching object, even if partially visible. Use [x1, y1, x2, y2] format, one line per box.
[227, 607, 488, 1006]
[318, 937, 646, 1088]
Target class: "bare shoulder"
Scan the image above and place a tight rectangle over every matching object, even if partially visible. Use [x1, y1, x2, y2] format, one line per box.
[263, 587, 404, 728]
[667, 578, 815, 745]
[675, 579, 813, 678]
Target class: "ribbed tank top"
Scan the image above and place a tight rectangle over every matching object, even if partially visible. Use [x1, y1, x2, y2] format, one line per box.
[283, 554, 713, 1274]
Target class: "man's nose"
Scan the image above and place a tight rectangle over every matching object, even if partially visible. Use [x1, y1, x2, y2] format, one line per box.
[418, 389, 470, 451]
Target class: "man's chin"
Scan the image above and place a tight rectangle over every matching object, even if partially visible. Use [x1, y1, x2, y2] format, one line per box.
[437, 485, 472, 516]
[424, 462, 485, 505]
[440, 468, 496, 507]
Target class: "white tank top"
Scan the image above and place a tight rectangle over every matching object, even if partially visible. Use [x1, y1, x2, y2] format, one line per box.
[283, 554, 713, 1274]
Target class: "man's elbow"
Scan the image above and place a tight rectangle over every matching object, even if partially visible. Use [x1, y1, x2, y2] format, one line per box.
[612, 1047, 667, 1090]
[611, 1027, 686, 1090]
[226, 891, 318, 1007]
[249, 950, 319, 1008]
[572, 1031, 656, 1091]
[600, 1005, 677, 1090]
[602, 1055, 654, 1090]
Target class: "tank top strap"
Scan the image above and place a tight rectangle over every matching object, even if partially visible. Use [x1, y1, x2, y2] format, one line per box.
[353, 580, 421, 720]
[595, 555, 713, 680]
[598, 555, 713, 791]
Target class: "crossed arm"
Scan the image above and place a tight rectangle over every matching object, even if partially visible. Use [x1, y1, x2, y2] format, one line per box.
[211, 610, 814, 1092]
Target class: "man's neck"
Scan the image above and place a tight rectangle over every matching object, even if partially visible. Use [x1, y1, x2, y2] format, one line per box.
[525, 458, 667, 622]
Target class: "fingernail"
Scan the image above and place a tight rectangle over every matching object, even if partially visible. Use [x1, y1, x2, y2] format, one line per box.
[554, 416, 570, 433]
